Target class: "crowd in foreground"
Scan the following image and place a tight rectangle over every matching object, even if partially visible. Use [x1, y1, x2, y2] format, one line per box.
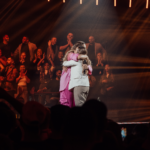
[0, 87, 150, 150]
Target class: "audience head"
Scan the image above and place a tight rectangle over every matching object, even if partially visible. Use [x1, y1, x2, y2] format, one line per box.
[20, 52, 26, 60]
[104, 64, 112, 75]
[0, 107, 16, 136]
[37, 49, 42, 57]
[3, 35, 9, 43]
[49, 105, 70, 138]
[7, 57, 12, 65]
[63, 107, 97, 150]
[95, 130, 119, 150]
[20, 65, 26, 73]
[106, 119, 122, 143]
[22, 36, 29, 44]
[67, 33, 73, 41]
[132, 124, 149, 139]
[58, 51, 63, 60]
[21, 101, 49, 134]
[89, 36, 95, 44]
[56, 70, 61, 79]
[51, 37, 57, 45]
[0, 135, 13, 150]
[44, 62, 50, 70]
[83, 99, 107, 138]
[96, 52, 102, 60]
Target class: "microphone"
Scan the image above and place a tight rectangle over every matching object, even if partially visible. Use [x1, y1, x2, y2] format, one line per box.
[83, 59, 87, 74]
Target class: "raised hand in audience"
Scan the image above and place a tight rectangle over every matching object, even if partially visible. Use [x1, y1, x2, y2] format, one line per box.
[48, 40, 51, 47]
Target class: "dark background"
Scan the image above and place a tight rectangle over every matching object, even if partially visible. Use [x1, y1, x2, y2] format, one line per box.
[1, 0, 150, 122]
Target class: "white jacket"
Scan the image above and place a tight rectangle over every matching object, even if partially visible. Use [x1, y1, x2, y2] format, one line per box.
[63, 60, 90, 90]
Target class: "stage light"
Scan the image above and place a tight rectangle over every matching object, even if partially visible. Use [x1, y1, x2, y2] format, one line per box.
[80, 0, 82, 4]
[129, 0, 132, 7]
[96, 0, 98, 5]
[114, 0, 116, 7]
[146, 0, 149, 9]
[63, 0, 65, 3]
[47, 0, 50, 2]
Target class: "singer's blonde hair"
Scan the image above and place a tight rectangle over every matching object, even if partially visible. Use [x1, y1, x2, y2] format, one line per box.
[63, 41, 91, 65]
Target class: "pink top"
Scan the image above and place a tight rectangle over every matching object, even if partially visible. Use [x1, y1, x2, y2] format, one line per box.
[59, 53, 79, 91]
[59, 53, 92, 92]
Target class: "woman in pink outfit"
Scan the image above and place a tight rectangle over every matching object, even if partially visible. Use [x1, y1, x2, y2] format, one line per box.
[59, 41, 91, 108]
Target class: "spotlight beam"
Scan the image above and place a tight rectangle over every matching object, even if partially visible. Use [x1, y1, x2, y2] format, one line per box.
[114, 0, 116, 7]
[146, 0, 149, 9]
[129, 0, 132, 7]
[96, 0, 98, 5]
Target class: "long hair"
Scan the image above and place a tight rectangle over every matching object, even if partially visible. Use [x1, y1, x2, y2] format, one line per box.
[63, 49, 75, 62]
[63, 41, 86, 62]
[103, 64, 112, 75]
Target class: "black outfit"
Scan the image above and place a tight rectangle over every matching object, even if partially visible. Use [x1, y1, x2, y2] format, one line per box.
[45, 78, 60, 107]
[54, 58, 63, 66]
[47, 78, 60, 93]
[100, 73, 114, 103]
[14, 138, 63, 150]
[51, 45, 57, 54]
[93, 60, 107, 76]
[16, 61, 29, 71]
[0, 56, 6, 76]
[33, 58, 44, 74]
[59, 40, 74, 54]
[87, 44, 95, 64]
[31, 59, 44, 91]
[1, 43, 11, 58]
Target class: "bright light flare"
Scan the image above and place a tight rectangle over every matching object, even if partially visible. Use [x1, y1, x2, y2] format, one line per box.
[96, 0, 98, 5]
[146, 0, 149, 9]
[80, 0, 82, 4]
[129, 0, 132, 7]
[48, 0, 50, 2]
[114, 0, 116, 7]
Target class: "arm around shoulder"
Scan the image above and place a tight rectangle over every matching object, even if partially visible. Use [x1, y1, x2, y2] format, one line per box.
[63, 60, 78, 67]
